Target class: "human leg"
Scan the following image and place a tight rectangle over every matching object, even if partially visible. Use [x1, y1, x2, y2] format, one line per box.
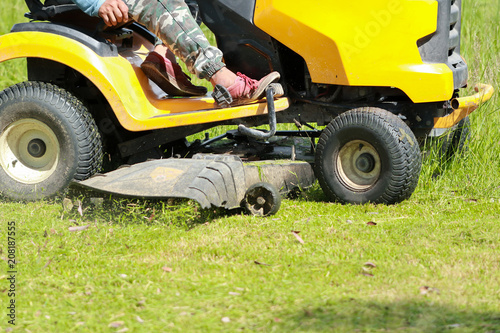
[126, 0, 223, 79]
[141, 43, 208, 96]
[124, 0, 280, 105]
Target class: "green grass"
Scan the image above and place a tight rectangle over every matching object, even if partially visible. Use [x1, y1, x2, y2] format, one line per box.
[0, 0, 27, 91]
[1, 0, 500, 332]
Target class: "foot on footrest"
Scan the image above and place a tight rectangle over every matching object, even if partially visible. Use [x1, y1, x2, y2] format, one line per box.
[212, 84, 233, 108]
[269, 83, 284, 98]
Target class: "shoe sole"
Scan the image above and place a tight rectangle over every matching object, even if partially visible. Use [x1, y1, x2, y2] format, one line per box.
[141, 62, 207, 97]
[230, 72, 281, 107]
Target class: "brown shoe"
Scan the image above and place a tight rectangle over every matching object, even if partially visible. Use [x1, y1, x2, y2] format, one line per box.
[141, 51, 207, 97]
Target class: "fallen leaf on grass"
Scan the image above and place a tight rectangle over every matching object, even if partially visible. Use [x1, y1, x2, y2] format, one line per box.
[366, 221, 377, 226]
[291, 231, 305, 244]
[148, 208, 155, 222]
[42, 257, 53, 270]
[221, 317, 230, 323]
[361, 272, 374, 277]
[364, 262, 377, 268]
[447, 324, 461, 329]
[108, 321, 124, 328]
[50, 228, 57, 235]
[77, 201, 83, 216]
[162, 266, 173, 272]
[419, 286, 440, 295]
[136, 316, 144, 323]
[68, 225, 90, 232]
[116, 328, 129, 333]
[62, 198, 73, 212]
[254, 260, 270, 266]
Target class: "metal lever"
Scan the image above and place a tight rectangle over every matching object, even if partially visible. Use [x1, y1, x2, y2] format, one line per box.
[237, 83, 283, 140]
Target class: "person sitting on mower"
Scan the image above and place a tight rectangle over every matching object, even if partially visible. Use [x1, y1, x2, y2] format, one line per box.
[71, 0, 280, 106]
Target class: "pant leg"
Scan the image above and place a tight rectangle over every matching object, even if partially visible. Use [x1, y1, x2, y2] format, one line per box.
[125, 0, 225, 80]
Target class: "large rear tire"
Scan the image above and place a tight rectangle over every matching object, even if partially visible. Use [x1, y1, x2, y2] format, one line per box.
[0, 82, 102, 200]
[314, 107, 421, 204]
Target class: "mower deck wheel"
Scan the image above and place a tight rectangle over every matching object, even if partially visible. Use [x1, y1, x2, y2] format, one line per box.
[244, 182, 281, 216]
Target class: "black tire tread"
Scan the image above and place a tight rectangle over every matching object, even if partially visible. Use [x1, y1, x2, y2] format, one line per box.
[315, 107, 421, 204]
[0, 81, 102, 198]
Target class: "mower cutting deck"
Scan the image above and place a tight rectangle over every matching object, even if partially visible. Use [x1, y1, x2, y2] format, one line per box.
[71, 154, 315, 216]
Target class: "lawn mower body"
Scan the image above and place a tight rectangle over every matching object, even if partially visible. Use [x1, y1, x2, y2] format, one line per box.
[0, 0, 493, 211]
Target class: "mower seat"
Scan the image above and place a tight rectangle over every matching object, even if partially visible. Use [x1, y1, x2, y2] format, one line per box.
[45, 0, 73, 4]
[25, 0, 81, 21]
[23, 0, 139, 37]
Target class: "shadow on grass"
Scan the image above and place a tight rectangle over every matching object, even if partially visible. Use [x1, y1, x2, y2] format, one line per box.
[274, 299, 500, 332]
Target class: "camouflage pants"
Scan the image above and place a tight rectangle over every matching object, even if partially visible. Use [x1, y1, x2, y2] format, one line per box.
[124, 0, 225, 80]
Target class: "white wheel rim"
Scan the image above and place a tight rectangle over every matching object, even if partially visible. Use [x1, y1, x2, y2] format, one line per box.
[0, 119, 60, 184]
[337, 140, 381, 191]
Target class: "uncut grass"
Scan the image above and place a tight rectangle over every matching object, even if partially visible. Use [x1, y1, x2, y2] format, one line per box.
[0, 0, 27, 91]
[1, 0, 500, 332]
[2, 197, 500, 332]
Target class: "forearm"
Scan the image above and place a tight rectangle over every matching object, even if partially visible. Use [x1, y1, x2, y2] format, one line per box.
[71, 0, 106, 17]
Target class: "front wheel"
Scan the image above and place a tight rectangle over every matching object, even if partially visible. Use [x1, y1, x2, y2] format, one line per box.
[0, 82, 102, 200]
[314, 107, 422, 204]
[244, 182, 281, 216]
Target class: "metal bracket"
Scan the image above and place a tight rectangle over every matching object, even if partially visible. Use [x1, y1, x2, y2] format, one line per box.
[238, 83, 282, 140]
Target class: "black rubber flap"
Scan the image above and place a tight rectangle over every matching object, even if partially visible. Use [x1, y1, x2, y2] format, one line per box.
[72, 154, 247, 209]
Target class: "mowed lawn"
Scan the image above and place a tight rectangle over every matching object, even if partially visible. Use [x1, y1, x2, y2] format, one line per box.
[0, 0, 500, 332]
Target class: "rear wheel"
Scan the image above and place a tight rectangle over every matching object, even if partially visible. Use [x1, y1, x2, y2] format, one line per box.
[314, 107, 421, 204]
[0, 82, 102, 200]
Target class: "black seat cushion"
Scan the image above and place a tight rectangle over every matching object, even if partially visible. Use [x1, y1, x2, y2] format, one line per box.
[45, 0, 74, 5]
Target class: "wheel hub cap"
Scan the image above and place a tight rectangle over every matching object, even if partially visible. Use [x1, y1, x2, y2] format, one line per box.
[337, 140, 381, 191]
[355, 152, 376, 173]
[0, 119, 60, 184]
[27, 138, 47, 158]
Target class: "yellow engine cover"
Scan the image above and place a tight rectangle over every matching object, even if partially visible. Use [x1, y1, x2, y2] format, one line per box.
[254, 0, 454, 103]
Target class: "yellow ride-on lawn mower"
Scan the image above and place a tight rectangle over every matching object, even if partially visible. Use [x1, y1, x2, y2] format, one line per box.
[0, 0, 494, 215]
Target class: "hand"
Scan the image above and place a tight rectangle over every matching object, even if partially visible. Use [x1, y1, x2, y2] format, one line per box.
[98, 0, 129, 27]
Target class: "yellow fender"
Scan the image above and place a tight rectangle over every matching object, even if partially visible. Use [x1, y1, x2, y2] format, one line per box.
[0, 30, 289, 132]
